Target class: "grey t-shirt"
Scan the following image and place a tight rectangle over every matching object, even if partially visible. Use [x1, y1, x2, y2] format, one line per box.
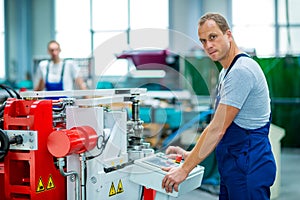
[219, 56, 271, 129]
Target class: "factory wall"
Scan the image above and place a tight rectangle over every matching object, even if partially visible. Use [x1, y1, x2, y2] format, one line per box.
[4, 0, 53, 83]
[31, 0, 54, 58]
[169, 0, 230, 53]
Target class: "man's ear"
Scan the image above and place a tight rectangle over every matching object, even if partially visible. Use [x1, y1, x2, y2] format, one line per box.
[226, 29, 233, 41]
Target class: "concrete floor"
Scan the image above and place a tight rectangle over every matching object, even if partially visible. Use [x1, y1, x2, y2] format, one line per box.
[170, 147, 300, 200]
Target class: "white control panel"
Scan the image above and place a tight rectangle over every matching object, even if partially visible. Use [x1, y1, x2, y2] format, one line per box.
[129, 152, 204, 198]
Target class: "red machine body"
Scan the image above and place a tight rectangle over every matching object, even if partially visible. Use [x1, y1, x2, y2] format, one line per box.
[0, 98, 66, 200]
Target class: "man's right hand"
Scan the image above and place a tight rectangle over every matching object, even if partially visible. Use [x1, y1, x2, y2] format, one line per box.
[165, 146, 189, 160]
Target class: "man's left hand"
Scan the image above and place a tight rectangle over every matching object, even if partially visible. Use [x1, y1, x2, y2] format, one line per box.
[161, 166, 188, 193]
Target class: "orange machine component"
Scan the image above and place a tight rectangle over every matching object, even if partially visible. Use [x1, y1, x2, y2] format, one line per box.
[1, 98, 66, 200]
[47, 126, 98, 158]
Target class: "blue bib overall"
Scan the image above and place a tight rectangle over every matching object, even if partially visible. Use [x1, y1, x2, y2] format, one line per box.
[45, 61, 66, 100]
[45, 61, 65, 91]
[215, 54, 276, 200]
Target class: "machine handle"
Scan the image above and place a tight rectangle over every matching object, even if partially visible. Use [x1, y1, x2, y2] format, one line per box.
[0, 129, 25, 160]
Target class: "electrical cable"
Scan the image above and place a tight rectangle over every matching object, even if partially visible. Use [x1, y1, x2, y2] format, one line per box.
[0, 84, 14, 98]
[86, 131, 110, 160]
[0, 99, 7, 129]
[0, 84, 21, 99]
[0, 129, 10, 160]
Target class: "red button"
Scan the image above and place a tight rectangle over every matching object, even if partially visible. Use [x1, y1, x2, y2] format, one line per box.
[175, 155, 182, 163]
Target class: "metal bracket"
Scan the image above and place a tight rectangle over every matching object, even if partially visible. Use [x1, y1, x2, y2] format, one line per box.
[5, 130, 38, 150]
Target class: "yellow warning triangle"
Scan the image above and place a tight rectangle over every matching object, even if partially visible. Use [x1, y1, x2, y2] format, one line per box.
[117, 179, 124, 194]
[109, 182, 117, 196]
[47, 175, 55, 190]
[36, 177, 45, 192]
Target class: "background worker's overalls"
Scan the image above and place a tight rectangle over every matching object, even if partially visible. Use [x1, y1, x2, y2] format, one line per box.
[45, 61, 65, 91]
[215, 54, 276, 200]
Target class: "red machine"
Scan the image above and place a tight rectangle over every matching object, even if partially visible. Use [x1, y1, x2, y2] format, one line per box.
[0, 98, 66, 200]
[47, 126, 98, 158]
[0, 89, 204, 200]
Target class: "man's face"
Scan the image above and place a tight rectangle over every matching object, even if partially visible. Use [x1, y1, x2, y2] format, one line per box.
[198, 19, 231, 62]
[48, 42, 61, 59]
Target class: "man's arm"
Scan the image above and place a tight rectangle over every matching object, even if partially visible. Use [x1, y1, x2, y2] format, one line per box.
[181, 103, 239, 173]
[162, 103, 239, 193]
[34, 79, 45, 91]
[75, 77, 88, 90]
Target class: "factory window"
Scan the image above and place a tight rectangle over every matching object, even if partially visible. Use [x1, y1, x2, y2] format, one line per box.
[55, 0, 169, 58]
[232, 0, 300, 56]
[232, 0, 275, 56]
[130, 0, 169, 29]
[0, 0, 4, 79]
[55, 0, 91, 58]
[129, 0, 169, 49]
[92, 0, 129, 50]
[56, 0, 169, 79]
[92, 0, 169, 50]
[278, 0, 300, 55]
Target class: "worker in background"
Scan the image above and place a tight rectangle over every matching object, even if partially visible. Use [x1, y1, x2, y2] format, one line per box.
[161, 12, 276, 200]
[34, 40, 87, 91]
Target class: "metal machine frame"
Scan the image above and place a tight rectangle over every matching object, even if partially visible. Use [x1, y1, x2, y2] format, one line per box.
[0, 88, 204, 200]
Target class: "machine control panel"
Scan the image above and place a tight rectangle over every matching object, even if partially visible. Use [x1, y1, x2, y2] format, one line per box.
[141, 152, 178, 168]
[130, 152, 204, 198]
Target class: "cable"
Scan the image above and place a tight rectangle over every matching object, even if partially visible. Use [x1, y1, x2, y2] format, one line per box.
[0, 84, 14, 98]
[0, 129, 10, 160]
[0, 101, 6, 113]
[0, 101, 7, 129]
[0, 84, 21, 99]
[86, 131, 110, 160]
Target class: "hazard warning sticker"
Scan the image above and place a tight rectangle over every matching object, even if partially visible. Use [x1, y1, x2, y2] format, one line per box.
[46, 175, 55, 190]
[109, 182, 117, 197]
[117, 179, 124, 194]
[36, 175, 56, 193]
[36, 177, 45, 193]
[109, 179, 124, 197]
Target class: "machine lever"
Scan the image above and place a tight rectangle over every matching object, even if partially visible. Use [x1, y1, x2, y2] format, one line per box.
[0, 129, 26, 160]
[9, 135, 23, 145]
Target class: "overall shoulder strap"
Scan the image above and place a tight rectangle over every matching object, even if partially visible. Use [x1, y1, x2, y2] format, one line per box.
[60, 60, 66, 79]
[46, 60, 51, 81]
[224, 53, 250, 78]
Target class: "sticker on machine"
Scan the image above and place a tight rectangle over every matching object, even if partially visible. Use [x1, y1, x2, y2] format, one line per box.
[109, 180, 124, 197]
[109, 182, 117, 196]
[36, 177, 45, 193]
[46, 175, 55, 190]
[117, 179, 124, 194]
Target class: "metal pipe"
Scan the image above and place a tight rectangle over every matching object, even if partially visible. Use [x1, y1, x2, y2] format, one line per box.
[52, 113, 66, 119]
[52, 104, 66, 112]
[132, 99, 140, 121]
[57, 158, 80, 200]
[80, 153, 87, 200]
[52, 101, 64, 107]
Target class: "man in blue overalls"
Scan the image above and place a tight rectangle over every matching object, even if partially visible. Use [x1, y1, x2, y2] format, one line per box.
[34, 40, 87, 92]
[162, 13, 276, 199]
